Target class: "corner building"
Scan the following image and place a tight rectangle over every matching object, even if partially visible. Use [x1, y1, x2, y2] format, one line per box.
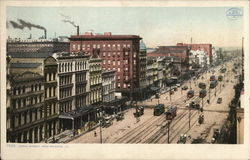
[69, 32, 142, 97]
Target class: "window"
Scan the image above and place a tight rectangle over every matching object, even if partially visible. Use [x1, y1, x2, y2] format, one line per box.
[108, 52, 110, 57]
[93, 44, 96, 48]
[103, 52, 106, 57]
[113, 61, 115, 65]
[108, 60, 111, 65]
[124, 83, 127, 88]
[72, 44, 76, 50]
[77, 44, 80, 50]
[117, 75, 120, 80]
[117, 83, 120, 87]
[103, 60, 106, 65]
[117, 68, 120, 72]
[118, 61, 120, 65]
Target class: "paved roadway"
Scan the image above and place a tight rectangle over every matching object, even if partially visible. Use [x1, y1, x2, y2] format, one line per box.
[69, 58, 240, 144]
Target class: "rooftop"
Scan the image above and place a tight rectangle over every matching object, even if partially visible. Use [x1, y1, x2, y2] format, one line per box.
[10, 63, 42, 68]
[8, 52, 53, 58]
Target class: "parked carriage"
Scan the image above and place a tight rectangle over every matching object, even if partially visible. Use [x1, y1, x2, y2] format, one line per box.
[165, 106, 177, 120]
[187, 90, 194, 98]
[199, 89, 207, 98]
[153, 104, 165, 116]
[133, 106, 144, 117]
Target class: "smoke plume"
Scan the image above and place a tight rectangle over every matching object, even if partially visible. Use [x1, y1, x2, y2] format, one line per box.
[62, 19, 77, 27]
[9, 19, 46, 31]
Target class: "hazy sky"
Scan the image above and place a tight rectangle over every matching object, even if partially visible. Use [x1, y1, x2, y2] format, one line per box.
[7, 7, 244, 47]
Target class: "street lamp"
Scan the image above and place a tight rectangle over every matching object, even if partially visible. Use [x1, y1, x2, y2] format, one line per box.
[167, 120, 171, 144]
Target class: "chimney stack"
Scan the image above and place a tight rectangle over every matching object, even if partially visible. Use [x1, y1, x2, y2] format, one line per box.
[44, 30, 47, 39]
[77, 26, 79, 35]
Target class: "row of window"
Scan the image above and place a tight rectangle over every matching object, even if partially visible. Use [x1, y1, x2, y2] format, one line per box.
[45, 87, 56, 98]
[58, 61, 88, 73]
[90, 75, 102, 86]
[103, 93, 115, 102]
[59, 101, 72, 113]
[45, 73, 56, 82]
[59, 75, 72, 86]
[59, 88, 72, 99]
[75, 97, 87, 108]
[72, 43, 131, 51]
[14, 108, 43, 128]
[89, 89, 102, 102]
[12, 95, 43, 109]
[76, 85, 87, 95]
[76, 73, 87, 83]
[13, 83, 42, 95]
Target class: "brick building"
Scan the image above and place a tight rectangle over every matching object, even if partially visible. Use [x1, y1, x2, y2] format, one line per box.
[177, 43, 212, 63]
[69, 32, 142, 98]
[147, 46, 189, 62]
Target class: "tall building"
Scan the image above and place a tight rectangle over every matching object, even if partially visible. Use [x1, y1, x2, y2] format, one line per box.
[69, 32, 142, 98]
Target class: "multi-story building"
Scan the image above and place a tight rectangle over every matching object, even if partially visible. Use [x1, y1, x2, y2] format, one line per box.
[146, 56, 158, 87]
[52, 52, 90, 132]
[7, 55, 60, 143]
[189, 49, 209, 68]
[102, 70, 116, 103]
[43, 57, 59, 141]
[139, 40, 147, 98]
[89, 54, 102, 105]
[7, 38, 69, 53]
[7, 70, 45, 143]
[69, 32, 142, 98]
[177, 43, 212, 63]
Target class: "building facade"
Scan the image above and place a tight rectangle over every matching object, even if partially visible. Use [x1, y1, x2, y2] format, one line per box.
[69, 32, 142, 97]
[7, 71, 45, 143]
[177, 43, 212, 63]
[89, 54, 102, 105]
[102, 70, 116, 103]
[139, 41, 147, 89]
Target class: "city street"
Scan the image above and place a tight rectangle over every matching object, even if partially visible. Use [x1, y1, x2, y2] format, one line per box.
[69, 59, 238, 144]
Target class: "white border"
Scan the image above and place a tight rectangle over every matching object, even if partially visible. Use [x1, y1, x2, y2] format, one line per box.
[1, 1, 249, 160]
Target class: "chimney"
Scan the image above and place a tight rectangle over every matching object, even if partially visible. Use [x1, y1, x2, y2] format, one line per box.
[44, 30, 47, 39]
[77, 26, 79, 35]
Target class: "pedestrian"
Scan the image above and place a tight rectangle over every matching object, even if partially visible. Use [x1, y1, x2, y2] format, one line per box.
[94, 131, 97, 137]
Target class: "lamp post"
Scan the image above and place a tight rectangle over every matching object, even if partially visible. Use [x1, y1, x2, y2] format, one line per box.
[189, 107, 191, 130]
[167, 120, 171, 144]
[99, 118, 103, 143]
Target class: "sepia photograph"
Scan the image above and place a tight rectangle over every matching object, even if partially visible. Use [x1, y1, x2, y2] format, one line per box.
[1, 0, 249, 160]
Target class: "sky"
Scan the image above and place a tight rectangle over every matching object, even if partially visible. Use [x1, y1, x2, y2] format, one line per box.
[6, 7, 244, 48]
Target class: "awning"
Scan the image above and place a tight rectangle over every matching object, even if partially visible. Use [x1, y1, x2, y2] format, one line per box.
[150, 86, 160, 91]
[59, 105, 102, 119]
[102, 97, 128, 108]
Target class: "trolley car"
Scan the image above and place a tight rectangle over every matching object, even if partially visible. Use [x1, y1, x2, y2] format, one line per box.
[198, 83, 206, 89]
[210, 80, 218, 89]
[199, 89, 207, 98]
[187, 90, 194, 98]
[153, 104, 165, 116]
[165, 106, 177, 120]
[210, 75, 216, 81]
[218, 75, 223, 81]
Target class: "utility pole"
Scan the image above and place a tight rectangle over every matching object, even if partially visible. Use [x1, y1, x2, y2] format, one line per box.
[189, 108, 191, 130]
[167, 120, 171, 144]
[100, 119, 102, 143]
[169, 85, 172, 102]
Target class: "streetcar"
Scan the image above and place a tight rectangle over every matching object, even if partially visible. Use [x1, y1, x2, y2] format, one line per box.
[210, 75, 216, 81]
[218, 75, 223, 81]
[199, 89, 207, 98]
[187, 90, 194, 98]
[220, 68, 226, 73]
[210, 80, 218, 89]
[153, 104, 165, 116]
[198, 82, 206, 89]
[165, 106, 177, 120]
